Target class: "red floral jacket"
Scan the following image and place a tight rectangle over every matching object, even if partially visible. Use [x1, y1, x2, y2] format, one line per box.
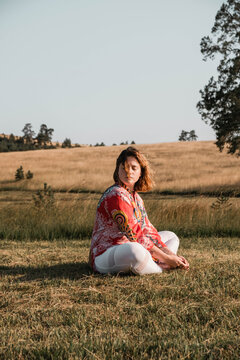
[89, 183, 166, 269]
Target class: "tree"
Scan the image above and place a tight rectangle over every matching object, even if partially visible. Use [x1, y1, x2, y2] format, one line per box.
[178, 130, 189, 141]
[26, 170, 34, 179]
[120, 141, 129, 145]
[197, 0, 240, 155]
[9, 134, 16, 143]
[15, 166, 24, 180]
[62, 138, 72, 148]
[188, 130, 198, 141]
[178, 130, 198, 141]
[94, 142, 105, 147]
[36, 124, 54, 146]
[22, 123, 35, 144]
[0, 139, 9, 152]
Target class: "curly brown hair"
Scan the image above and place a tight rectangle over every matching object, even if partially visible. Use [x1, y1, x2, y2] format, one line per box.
[113, 147, 154, 192]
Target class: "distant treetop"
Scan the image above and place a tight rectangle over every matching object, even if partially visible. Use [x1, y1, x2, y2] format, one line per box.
[178, 130, 198, 142]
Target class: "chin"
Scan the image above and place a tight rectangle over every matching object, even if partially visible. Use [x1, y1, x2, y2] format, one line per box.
[126, 182, 134, 189]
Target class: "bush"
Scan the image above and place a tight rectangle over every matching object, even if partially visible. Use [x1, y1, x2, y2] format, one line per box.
[26, 170, 34, 179]
[62, 138, 72, 148]
[95, 142, 106, 147]
[15, 166, 24, 180]
[32, 183, 55, 209]
[120, 141, 128, 145]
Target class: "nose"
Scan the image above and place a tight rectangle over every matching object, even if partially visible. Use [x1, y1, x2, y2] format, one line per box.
[128, 167, 134, 176]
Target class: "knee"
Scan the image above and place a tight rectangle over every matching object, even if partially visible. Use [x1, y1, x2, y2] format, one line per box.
[126, 242, 152, 274]
[171, 232, 179, 246]
[167, 230, 178, 239]
[113, 242, 152, 275]
[129, 242, 149, 263]
[122, 242, 150, 265]
[165, 231, 180, 254]
[164, 231, 179, 245]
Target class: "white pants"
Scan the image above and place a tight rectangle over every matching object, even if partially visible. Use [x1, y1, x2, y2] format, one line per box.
[94, 231, 179, 275]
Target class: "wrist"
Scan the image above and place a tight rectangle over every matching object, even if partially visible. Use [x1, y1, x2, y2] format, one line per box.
[149, 245, 169, 262]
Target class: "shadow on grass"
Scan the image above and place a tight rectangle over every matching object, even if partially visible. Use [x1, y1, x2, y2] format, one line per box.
[0, 262, 136, 281]
[0, 262, 94, 281]
[0, 179, 17, 185]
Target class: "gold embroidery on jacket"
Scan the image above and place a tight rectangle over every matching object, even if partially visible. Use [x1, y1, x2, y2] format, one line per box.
[112, 210, 137, 242]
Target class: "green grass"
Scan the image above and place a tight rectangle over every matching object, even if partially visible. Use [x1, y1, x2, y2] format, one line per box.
[0, 237, 240, 359]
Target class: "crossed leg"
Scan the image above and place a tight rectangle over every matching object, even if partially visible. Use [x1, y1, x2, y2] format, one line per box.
[94, 231, 180, 275]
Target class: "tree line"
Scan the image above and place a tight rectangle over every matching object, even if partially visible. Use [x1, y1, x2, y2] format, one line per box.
[0, 123, 136, 152]
[0, 124, 78, 152]
[0, 124, 54, 152]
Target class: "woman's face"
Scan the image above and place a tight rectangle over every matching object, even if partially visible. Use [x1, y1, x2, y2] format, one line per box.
[118, 156, 141, 190]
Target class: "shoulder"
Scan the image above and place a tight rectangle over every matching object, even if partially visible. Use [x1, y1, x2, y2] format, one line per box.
[103, 184, 126, 197]
[100, 184, 133, 207]
[97, 184, 128, 208]
[105, 184, 132, 196]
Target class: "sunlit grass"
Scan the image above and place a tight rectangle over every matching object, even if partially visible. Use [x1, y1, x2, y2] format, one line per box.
[1, 192, 240, 240]
[1, 141, 240, 194]
[0, 238, 239, 359]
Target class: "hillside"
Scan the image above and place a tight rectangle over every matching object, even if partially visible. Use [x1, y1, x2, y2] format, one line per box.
[1, 141, 240, 194]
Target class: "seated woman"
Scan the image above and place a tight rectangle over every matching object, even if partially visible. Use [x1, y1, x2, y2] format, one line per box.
[89, 146, 189, 275]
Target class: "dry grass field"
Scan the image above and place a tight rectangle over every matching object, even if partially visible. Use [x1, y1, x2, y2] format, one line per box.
[1, 141, 240, 194]
[1, 190, 240, 240]
[1, 140, 240, 242]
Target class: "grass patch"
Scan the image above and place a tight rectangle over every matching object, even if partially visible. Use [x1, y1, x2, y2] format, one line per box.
[0, 192, 240, 240]
[144, 196, 240, 238]
[0, 237, 239, 359]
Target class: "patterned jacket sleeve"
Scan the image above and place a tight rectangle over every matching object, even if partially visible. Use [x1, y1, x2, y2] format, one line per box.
[141, 211, 167, 249]
[106, 191, 154, 251]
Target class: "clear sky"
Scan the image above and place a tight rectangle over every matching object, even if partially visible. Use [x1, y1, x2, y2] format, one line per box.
[0, 0, 223, 145]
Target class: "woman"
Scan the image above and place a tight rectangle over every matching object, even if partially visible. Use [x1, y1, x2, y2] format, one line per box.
[89, 146, 189, 275]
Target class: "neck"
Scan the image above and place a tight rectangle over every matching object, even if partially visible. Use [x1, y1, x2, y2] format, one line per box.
[117, 180, 134, 193]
